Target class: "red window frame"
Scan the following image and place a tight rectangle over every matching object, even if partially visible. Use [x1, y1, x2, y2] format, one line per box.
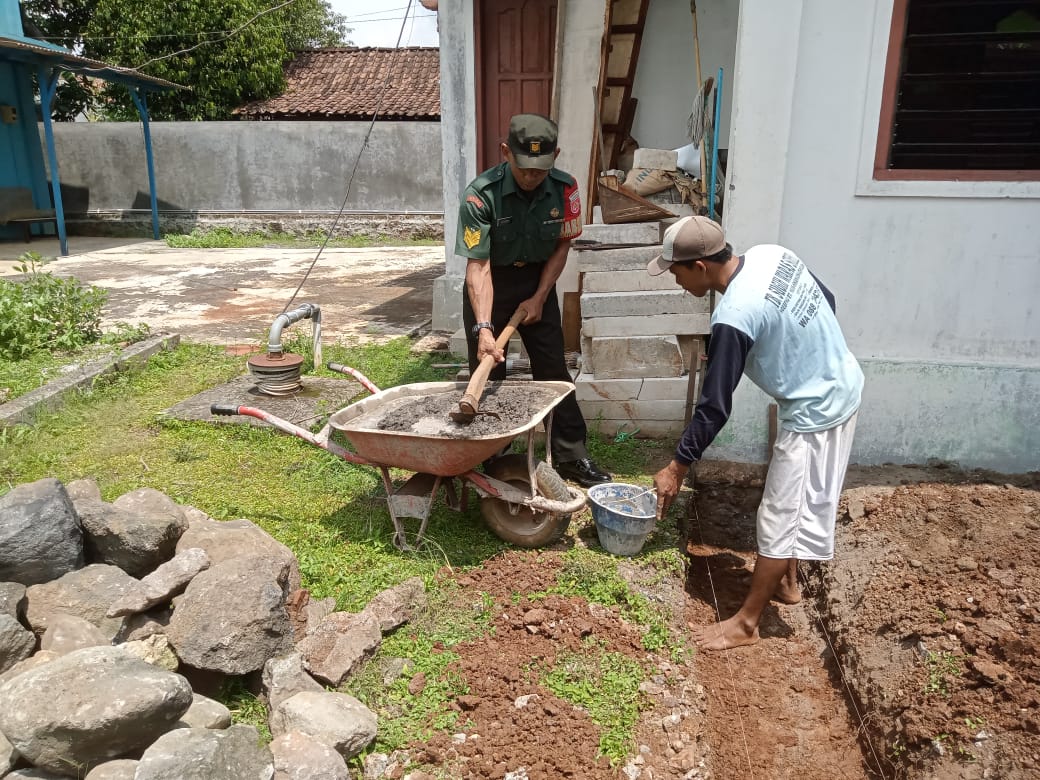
[874, 0, 1039, 182]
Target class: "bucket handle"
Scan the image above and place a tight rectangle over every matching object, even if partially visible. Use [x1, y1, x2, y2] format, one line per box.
[597, 487, 656, 508]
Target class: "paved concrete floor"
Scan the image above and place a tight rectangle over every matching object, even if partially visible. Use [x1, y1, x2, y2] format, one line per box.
[0, 237, 445, 345]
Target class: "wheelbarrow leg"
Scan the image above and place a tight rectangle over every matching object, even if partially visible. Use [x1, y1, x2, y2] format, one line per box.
[380, 467, 444, 551]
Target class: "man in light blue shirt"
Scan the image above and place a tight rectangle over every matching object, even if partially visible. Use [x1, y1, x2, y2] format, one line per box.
[649, 216, 863, 651]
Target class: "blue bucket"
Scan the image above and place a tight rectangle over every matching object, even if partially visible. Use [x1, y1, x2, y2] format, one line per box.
[587, 482, 656, 556]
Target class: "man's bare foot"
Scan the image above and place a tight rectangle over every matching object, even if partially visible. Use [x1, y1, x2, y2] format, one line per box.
[773, 580, 802, 604]
[691, 616, 760, 651]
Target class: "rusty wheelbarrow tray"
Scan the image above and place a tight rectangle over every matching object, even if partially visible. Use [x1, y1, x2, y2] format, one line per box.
[212, 369, 586, 550]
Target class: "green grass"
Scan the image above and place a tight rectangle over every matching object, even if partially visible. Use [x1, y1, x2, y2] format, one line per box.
[0, 337, 683, 761]
[0, 349, 101, 402]
[349, 586, 495, 751]
[539, 637, 649, 765]
[164, 227, 441, 249]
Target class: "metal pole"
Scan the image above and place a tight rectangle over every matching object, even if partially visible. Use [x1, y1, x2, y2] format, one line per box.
[36, 68, 67, 256]
[129, 88, 160, 240]
[708, 67, 724, 222]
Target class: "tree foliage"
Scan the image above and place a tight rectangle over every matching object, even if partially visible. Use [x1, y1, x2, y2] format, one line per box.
[22, 0, 350, 121]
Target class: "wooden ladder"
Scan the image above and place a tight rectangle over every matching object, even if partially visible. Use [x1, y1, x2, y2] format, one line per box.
[587, 0, 650, 217]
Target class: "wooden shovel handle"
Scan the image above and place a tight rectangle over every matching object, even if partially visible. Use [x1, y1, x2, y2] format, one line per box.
[458, 307, 527, 415]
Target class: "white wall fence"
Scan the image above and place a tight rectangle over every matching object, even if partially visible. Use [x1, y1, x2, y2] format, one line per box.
[44, 120, 444, 235]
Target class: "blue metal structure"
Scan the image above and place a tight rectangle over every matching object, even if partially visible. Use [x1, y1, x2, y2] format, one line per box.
[0, 0, 180, 255]
[707, 67, 724, 222]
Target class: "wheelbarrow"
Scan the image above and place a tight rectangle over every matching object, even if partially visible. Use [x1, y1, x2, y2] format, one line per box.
[211, 365, 586, 551]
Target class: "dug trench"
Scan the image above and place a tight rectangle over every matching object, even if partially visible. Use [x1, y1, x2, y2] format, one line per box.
[387, 460, 1038, 779]
[684, 461, 1040, 780]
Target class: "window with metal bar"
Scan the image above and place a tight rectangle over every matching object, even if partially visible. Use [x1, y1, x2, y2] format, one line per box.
[875, 0, 1040, 180]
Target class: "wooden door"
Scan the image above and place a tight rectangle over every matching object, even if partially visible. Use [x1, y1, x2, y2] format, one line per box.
[476, 0, 558, 172]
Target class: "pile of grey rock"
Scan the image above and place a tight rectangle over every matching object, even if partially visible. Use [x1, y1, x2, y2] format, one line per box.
[0, 478, 427, 779]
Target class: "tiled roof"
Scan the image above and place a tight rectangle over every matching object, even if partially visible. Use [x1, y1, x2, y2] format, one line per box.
[235, 47, 439, 120]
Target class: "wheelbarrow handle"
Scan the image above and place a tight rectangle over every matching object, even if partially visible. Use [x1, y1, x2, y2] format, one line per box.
[326, 363, 381, 395]
[210, 404, 241, 416]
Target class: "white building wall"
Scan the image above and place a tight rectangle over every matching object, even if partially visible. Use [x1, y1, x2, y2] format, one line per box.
[720, 0, 1040, 472]
[631, 0, 738, 152]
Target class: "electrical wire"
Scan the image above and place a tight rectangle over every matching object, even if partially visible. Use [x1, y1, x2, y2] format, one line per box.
[134, 0, 300, 70]
[279, 0, 416, 313]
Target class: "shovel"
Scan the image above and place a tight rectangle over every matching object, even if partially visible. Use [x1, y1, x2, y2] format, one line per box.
[450, 307, 527, 424]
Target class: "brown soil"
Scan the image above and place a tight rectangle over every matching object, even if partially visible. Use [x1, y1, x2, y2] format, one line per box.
[382, 462, 1039, 780]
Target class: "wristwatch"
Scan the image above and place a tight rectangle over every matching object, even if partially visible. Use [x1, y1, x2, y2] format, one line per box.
[471, 321, 495, 336]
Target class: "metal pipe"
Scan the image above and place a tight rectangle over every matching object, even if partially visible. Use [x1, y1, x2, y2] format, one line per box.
[267, 303, 320, 357]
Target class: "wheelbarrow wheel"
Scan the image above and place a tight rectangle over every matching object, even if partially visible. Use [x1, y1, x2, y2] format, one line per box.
[480, 454, 572, 548]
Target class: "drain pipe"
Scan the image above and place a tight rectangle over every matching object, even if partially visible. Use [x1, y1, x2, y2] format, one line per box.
[247, 304, 322, 396]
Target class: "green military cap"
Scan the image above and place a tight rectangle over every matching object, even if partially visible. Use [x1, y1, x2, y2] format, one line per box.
[507, 114, 558, 170]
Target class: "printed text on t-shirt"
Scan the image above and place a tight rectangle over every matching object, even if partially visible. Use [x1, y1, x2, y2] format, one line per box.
[764, 252, 801, 312]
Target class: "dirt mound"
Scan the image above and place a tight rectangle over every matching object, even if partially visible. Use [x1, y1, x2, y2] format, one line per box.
[817, 480, 1040, 778]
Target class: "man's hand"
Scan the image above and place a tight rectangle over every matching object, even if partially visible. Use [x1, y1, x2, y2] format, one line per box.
[517, 296, 545, 324]
[653, 460, 690, 520]
[476, 328, 504, 363]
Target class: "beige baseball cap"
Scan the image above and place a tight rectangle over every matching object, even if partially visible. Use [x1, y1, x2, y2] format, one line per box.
[646, 216, 726, 276]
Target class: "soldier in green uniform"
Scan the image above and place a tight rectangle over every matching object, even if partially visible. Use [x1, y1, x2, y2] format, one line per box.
[455, 113, 611, 487]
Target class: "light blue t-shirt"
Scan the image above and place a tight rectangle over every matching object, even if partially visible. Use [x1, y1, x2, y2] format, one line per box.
[712, 244, 864, 432]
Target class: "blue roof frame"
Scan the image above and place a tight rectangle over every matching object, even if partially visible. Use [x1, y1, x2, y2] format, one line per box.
[0, 33, 183, 255]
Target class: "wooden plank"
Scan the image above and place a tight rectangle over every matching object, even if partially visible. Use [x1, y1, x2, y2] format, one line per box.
[563, 289, 582, 354]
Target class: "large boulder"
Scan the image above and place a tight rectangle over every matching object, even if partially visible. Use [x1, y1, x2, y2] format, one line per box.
[296, 612, 381, 687]
[262, 653, 324, 712]
[269, 691, 377, 761]
[0, 582, 26, 618]
[269, 730, 352, 780]
[0, 612, 35, 675]
[0, 646, 193, 776]
[83, 759, 139, 780]
[0, 728, 18, 775]
[107, 547, 210, 618]
[75, 488, 188, 578]
[165, 554, 293, 674]
[39, 613, 109, 656]
[135, 725, 274, 780]
[24, 564, 140, 640]
[0, 479, 83, 586]
[177, 517, 301, 592]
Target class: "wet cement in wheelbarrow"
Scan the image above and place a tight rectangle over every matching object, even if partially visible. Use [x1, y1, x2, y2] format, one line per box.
[355, 385, 562, 439]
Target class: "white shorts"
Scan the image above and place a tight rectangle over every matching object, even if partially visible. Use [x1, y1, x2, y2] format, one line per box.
[756, 412, 858, 561]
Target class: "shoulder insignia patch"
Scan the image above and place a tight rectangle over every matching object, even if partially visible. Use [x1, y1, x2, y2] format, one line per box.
[466, 194, 484, 208]
[463, 225, 481, 250]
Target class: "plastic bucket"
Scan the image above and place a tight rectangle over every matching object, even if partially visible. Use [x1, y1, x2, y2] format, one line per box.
[587, 482, 656, 556]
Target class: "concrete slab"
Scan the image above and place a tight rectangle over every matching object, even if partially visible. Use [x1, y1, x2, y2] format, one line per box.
[574, 245, 662, 273]
[583, 335, 685, 379]
[581, 312, 710, 338]
[162, 374, 367, 428]
[582, 269, 675, 293]
[576, 223, 662, 246]
[0, 241, 444, 345]
[580, 290, 709, 318]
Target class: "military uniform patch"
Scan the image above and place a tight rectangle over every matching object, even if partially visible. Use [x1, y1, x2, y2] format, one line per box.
[463, 225, 481, 249]
[466, 194, 484, 208]
[550, 207, 560, 218]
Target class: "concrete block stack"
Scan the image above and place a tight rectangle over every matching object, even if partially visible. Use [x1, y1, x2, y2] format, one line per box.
[573, 222, 710, 439]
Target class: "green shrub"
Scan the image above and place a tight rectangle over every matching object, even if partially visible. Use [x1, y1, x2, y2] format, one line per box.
[0, 253, 106, 359]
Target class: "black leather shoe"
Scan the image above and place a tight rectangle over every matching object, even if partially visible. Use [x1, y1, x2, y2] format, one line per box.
[555, 458, 611, 488]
